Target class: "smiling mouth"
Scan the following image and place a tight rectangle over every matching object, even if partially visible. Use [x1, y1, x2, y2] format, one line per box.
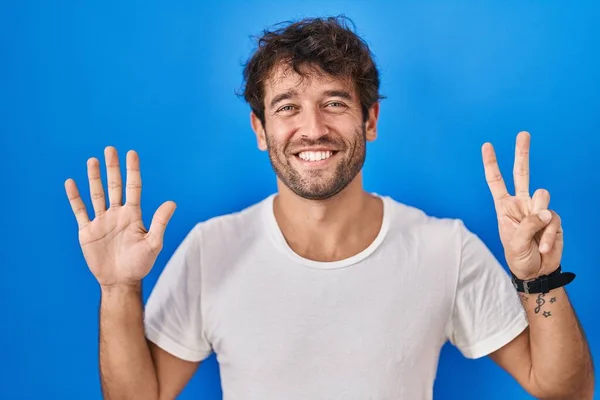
[294, 150, 339, 162]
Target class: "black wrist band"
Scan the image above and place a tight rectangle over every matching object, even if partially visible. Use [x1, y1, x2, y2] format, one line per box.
[511, 265, 576, 294]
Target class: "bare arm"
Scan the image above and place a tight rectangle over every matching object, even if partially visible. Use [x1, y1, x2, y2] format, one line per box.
[481, 132, 594, 398]
[521, 288, 594, 398]
[149, 341, 200, 400]
[65, 147, 200, 399]
[99, 283, 158, 400]
[100, 283, 200, 400]
[491, 288, 594, 399]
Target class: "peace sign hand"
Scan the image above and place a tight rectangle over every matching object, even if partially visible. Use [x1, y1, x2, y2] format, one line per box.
[482, 131, 563, 281]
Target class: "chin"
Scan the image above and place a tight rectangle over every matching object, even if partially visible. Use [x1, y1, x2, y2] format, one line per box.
[293, 189, 341, 201]
[289, 177, 349, 201]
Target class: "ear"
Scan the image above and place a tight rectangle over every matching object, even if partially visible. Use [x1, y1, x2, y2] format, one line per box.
[365, 102, 380, 142]
[250, 111, 268, 151]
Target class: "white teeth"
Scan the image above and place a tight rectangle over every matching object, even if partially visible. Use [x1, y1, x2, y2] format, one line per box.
[298, 151, 333, 161]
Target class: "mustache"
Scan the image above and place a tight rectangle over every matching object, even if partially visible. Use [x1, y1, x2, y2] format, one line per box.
[285, 137, 346, 153]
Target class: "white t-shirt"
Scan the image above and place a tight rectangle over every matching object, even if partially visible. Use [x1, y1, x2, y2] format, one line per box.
[144, 194, 528, 400]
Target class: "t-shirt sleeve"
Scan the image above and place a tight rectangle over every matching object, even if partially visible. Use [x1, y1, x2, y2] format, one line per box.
[144, 223, 213, 362]
[446, 221, 529, 359]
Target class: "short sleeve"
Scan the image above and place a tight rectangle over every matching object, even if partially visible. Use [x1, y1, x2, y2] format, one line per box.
[144, 224, 213, 362]
[446, 222, 529, 359]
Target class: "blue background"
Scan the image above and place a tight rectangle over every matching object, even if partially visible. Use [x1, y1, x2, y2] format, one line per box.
[1, 1, 598, 399]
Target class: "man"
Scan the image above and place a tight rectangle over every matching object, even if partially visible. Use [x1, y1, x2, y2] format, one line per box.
[65, 16, 593, 400]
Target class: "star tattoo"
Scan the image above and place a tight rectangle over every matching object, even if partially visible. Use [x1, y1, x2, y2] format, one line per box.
[543, 311, 552, 318]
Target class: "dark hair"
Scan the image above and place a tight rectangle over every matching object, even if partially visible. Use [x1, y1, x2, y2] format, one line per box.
[239, 15, 384, 125]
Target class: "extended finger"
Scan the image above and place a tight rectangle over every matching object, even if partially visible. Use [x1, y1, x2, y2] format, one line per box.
[513, 131, 530, 198]
[510, 209, 553, 253]
[87, 157, 106, 217]
[125, 150, 142, 208]
[65, 178, 90, 230]
[104, 146, 122, 207]
[147, 201, 177, 251]
[538, 211, 561, 254]
[482, 142, 509, 203]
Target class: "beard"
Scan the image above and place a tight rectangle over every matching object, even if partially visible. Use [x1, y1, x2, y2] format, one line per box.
[264, 126, 367, 200]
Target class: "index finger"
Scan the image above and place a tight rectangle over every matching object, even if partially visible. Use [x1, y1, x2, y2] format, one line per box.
[482, 142, 509, 202]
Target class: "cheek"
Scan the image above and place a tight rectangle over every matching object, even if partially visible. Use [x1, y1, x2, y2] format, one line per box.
[266, 121, 296, 147]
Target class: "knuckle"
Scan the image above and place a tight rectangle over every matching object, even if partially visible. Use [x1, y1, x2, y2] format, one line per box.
[108, 181, 121, 190]
[543, 231, 556, 240]
[487, 173, 503, 183]
[517, 148, 529, 157]
[526, 215, 542, 227]
[513, 166, 529, 177]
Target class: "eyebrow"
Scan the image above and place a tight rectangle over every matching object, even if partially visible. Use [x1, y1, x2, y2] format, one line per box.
[268, 89, 354, 109]
[322, 90, 353, 101]
[269, 90, 298, 109]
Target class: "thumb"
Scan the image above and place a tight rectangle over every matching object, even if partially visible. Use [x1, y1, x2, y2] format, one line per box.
[147, 200, 177, 250]
[511, 209, 553, 251]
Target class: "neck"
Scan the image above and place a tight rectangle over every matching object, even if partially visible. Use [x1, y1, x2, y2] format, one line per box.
[273, 175, 384, 262]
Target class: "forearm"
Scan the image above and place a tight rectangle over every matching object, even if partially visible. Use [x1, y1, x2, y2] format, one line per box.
[99, 283, 158, 400]
[520, 288, 594, 398]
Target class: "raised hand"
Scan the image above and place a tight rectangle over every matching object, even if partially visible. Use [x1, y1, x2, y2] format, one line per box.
[65, 146, 177, 287]
[482, 131, 563, 280]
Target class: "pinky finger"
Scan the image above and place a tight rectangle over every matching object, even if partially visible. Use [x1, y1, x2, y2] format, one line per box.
[65, 178, 90, 230]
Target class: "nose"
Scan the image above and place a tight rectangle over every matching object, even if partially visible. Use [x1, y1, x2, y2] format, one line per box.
[299, 107, 328, 139]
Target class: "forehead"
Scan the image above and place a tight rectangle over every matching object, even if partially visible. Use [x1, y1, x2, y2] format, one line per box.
[264, 63, 355, 100]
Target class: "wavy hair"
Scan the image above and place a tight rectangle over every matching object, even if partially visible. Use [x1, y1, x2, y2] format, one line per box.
[239, 16, 384, 125]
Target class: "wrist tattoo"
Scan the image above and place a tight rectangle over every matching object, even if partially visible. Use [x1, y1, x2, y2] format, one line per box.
[530, 293, 557, 318]
[534, 293, 546, 313]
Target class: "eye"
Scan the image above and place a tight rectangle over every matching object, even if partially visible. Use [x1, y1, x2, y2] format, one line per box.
[325, 101, 348, 111]
[277, 105, 296, 113]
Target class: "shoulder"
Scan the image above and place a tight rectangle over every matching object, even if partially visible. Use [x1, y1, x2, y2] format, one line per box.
[382, 196, 506, 276]
[187, 194, 273, 249]
[381, 195, 468, 241]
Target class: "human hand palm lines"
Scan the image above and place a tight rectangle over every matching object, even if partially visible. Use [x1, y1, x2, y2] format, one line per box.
[65, 146, 176, 285]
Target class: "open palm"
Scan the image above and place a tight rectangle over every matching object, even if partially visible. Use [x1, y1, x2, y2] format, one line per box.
[65, 147, 176, 287]
[482, 131, 563, 280]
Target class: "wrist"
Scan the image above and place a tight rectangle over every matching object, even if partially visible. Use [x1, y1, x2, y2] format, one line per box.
[100, 281, 142, 296]
[511, 264, 561, 281]
[511, 265, 576, 295]
[99, 281, 144, 321]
